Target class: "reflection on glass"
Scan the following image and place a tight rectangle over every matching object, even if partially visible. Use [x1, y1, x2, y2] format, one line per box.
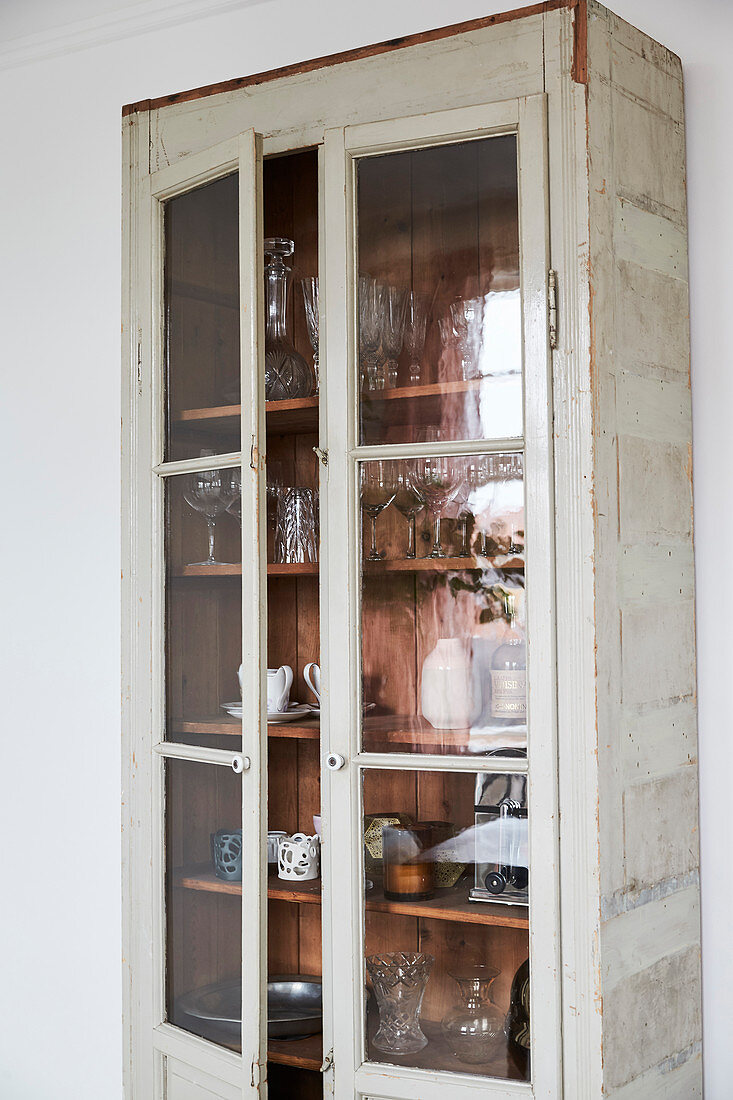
[165, 173, 240, 460]
[357, 135, 521, 444]
[165, 473, 242, 747]
[362, 769, 529, 1081]
[166, 758, 242, 1050]
[360, 454, 525, 755]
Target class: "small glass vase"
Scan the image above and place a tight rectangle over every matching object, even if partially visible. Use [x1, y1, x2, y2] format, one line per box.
[366, 952, 433, 1055]
[441, 965, 506, 1064]
[264, 237, 314, 400]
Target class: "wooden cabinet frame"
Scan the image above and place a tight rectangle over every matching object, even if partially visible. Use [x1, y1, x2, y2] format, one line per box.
[123, 4, 700, 1097]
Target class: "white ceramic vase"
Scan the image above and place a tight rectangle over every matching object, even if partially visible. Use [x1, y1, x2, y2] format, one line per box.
[420, 638, 482, 730]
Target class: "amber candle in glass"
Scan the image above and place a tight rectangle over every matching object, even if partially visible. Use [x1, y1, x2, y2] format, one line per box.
[382, 823, 435, 901]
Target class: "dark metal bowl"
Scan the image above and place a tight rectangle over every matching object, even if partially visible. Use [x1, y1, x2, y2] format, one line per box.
[175, 975, 322, 1043]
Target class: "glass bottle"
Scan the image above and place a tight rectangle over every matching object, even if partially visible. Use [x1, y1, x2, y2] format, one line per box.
[489, 592, 526, 725]
[264, 237, 314, 400]
[441, 965, 506, 1064]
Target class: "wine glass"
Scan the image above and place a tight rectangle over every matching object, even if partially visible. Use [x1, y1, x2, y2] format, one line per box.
[361, 461, 396, 561]
[301, 276, 319, 393]
[404, 292, 428, 385]
[452, 464, 474, 558]
[393, 461, 424, 559]
[182, 468, 238, 565]
[382, 285, 407, 389]
[409, 455, 461, 558]
[359, 276, 385, 392]
[225, 466, 242, 521]
[449, 296, 485, 381]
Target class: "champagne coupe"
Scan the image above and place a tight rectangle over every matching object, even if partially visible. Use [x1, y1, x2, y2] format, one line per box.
[301, 276, 319, 393]
[182, 468, 238, 565]
[404, 291, 428, 385]
[410, 455, 461, 558]
[382, 285, 408, 389]
[361, 461, 397, 561]
[393, 461, 424, 559]
[359, 276, 385, 392]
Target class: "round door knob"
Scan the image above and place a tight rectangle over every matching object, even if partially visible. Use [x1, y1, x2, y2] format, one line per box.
[231, 755, 250, 774]
[326, 752, 346, 771]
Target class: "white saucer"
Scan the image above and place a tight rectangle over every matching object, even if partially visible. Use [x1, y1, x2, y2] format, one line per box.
[219, 702, 313, 723]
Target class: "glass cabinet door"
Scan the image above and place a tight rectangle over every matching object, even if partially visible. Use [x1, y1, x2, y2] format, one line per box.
[150, 132, 268, 1095]
[323, 97, 561, 1098]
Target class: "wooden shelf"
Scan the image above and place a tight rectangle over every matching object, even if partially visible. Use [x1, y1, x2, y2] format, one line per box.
[172, 562, 319, 577]
[170, 716, 320, 739]
[366, 1016, 526, 1081]
[268, 1032, 322, 1071]
[173, 557, 517, 579]
[362, 714, 527, 755]
[364, 555, 524, 573]
[174, 867, 528, 929]
[174, 396, 319, 436]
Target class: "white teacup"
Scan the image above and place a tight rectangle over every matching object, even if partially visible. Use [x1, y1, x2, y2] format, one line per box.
[304, 662, 321, 705]
[237, 663, 293, 713]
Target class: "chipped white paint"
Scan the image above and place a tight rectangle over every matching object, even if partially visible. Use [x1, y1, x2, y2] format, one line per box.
[614, 198, 686, 280]
[601, 885, 699, 991]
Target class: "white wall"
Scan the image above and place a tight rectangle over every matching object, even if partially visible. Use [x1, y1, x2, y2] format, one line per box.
[0, 0, 729, 1096]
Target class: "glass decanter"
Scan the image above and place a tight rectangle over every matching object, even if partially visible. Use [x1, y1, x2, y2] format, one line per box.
[264, 237, 314, 400]
[441, 965, 506, 1064]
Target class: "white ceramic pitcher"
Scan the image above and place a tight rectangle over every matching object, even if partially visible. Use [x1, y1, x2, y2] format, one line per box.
[237, 663, 293, 713]
[267, 665, 293, 713]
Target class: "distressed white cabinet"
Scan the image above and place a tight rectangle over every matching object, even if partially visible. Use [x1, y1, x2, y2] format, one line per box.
[122, 3, 701, 1098]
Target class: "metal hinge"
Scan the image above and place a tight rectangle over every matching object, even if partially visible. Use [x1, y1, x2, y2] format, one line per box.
[548, 269, 558, 350]
[313, 446, 328, 467]
[320, 1048, 334, 1073]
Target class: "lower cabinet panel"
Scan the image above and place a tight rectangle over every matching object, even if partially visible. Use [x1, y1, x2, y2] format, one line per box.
[166, 1057, 242, 1100]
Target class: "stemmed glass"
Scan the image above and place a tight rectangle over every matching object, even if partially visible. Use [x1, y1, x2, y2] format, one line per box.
[359, 276, 385, 392]
[410, 455, 461, 558]
[361, 461, 397, 561]
[452, 461, 474, 557]
[225, 466, 242, 521]
[301, 276, 319, 393]
[393, 461, 424, 559]
[449, 296, 485, 381]
[182, 468, 238, 565]
[382, 286, 407, 389]
[404, 292, 428, 385]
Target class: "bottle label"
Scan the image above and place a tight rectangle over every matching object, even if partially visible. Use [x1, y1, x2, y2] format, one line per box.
[490, 670, 527, 718]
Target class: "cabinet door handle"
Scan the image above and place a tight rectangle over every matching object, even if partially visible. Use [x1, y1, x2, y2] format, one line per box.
[325, 752, 346, 771]
[232, 755, 250, 773]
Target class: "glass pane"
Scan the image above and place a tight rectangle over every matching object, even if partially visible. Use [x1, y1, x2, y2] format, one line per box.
[165, 468, 242, 747]
[360, 453, 525, 755]
[166, 757, 243, 1049]
[165, 172, 240, 461]
[362, 768, 529, 1081]
[356, 135, 521, 445]
[262, 148, 324, 1094]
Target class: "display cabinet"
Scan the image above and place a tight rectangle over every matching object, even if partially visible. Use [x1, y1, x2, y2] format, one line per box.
[122, 3, 701, 1098]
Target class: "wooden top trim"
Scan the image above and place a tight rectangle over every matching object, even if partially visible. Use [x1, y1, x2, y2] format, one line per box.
[122, 0, 586, 118]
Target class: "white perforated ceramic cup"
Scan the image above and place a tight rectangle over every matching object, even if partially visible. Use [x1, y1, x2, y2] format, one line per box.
[277, 833, 320, 881]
